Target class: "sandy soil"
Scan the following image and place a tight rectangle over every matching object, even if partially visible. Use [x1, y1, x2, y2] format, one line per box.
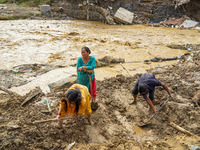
[0, 19, 200, 150]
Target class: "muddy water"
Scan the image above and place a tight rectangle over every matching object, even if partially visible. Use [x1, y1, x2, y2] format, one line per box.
[0, 20, 199, 80]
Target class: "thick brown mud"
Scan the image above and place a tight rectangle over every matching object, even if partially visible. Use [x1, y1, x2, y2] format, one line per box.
[0, 19, 200, 150]
[0, 55, 200, 149]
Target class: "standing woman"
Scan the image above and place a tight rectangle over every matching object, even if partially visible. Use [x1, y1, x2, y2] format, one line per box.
[57, 84, 93, 127]
[77, 46, 97, 101]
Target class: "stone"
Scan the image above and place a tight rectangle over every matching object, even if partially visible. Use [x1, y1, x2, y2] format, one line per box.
[48, 75, 76, 91]
[114, 7, 134, 25]
[10, 67, 76, 96]
[40, 5, 51, 15]
[180, 20, 199, 28]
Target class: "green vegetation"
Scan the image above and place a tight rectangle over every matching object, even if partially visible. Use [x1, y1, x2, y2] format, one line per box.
[0, 0, 55, 6]
[0, 0, 7, 3]
[0, 14, 31, 20]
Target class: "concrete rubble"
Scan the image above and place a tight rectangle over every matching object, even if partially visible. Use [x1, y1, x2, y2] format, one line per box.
[114, 7, 134, 25]
[180, 19, 199, 28]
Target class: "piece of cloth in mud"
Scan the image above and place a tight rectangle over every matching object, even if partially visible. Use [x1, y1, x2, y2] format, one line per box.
[132, 73, 161, 100]
[77, 56, 96, 89]
[59, 84, 92, 117]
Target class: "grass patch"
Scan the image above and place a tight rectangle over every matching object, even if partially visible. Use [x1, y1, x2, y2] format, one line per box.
[0, 14, 31, 20]
[0, 0, 55, 7]
[0, 0, 7, 3]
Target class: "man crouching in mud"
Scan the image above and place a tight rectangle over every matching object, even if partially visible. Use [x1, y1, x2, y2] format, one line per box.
[130, 73, 173, 113]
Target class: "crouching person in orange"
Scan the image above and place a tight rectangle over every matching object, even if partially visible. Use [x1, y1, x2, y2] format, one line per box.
[56, 84, 93, 127]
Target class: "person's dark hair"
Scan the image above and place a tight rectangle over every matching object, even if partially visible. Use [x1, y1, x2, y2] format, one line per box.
[138, 83, 148, 94]
[65, 87, 82, 113]
[82, 46, 91, 54]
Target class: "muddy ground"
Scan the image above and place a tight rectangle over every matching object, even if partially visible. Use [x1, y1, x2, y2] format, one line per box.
[0, 1, 200, 149]
[0, 47, 200, 150]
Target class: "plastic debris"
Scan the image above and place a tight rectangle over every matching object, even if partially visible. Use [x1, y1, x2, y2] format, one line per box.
[68, 141, 75, 150]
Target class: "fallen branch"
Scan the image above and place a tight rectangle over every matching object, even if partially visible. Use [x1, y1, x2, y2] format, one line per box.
[170, 122, 196, 136]
[34, 118, 58, 124]
[120, 63, 131, 77]
[33, 117, 72, 124]
[33, 117, 71, 136]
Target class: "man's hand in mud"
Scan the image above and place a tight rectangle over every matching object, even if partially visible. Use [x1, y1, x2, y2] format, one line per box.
[169, 93, 174, 99]
[154, 109, 157, 114]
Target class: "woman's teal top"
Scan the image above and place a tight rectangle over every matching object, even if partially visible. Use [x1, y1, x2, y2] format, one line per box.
[76, 56, 96, 89]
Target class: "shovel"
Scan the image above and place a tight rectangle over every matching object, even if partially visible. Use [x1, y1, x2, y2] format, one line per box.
[138, 97, 171, 127]
[88, 74, 98, 111]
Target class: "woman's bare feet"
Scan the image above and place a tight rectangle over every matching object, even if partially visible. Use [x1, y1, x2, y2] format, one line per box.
[129, 100, 137, 105]
[87, 114, 93, 125]
[88, 118, 94, 125]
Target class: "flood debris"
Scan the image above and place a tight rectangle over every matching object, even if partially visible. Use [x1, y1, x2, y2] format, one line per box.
[151, 56, 177, 62]
[114, 7, 134, 25]
[67, 141, 76, 150]
[170, 122, 197, 137]
[180, 19, 199, 29]
[0, 86, 22, 100]
[175, 0, 190, 8]
[12, 63, 41, 73]
[96, 56, 125, 67]
[21, 86, 44, 107]
[40, 5, 51, 16]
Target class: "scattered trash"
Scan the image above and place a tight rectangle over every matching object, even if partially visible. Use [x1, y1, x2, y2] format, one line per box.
[12, 70, 19, 73]
[190, 145, 200, 150]
[45, 97, 51, 112]
[187, 47, 193, 51]
[0, 6, 7, 9]
[11, 63, 41, 73]
[161, 17, 185, 28]
[180, 20, 199, 29]
[68, 141, 76, 150]
[151, 57, 177, 62]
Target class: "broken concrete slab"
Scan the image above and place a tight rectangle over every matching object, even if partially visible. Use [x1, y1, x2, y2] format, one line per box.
[180, 19, 199, 28]
[10, 67, 76, 96]
[194, 26, 200, 30]
[48, 75, 76, 92]
[176, 0, 190, 6]
[21, 86, 43, 107]
[40, 5, 51, 15]
[114, 7, 134, 25]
